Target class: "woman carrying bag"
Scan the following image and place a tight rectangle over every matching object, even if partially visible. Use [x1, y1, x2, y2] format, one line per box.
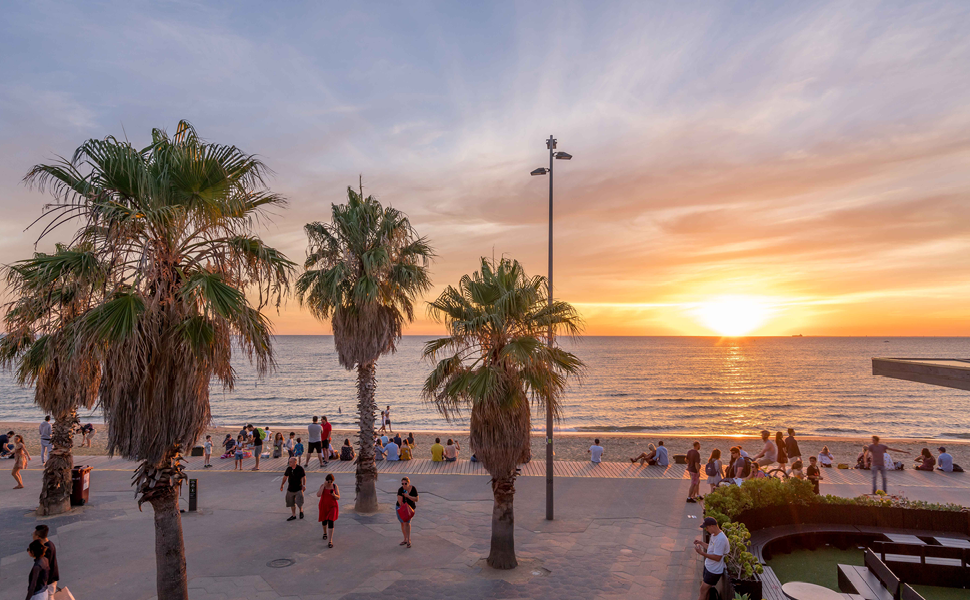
[316, 473, 340, 547]
[396, 477, 418, 548]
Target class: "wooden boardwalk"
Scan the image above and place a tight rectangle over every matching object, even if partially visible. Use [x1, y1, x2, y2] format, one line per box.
[25, 456, 970, 488]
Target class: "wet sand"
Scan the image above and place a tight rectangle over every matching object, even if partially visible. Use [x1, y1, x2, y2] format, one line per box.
[3, 420, 968, 467]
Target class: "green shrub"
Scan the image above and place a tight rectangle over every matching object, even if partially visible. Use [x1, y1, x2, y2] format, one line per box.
[721, 521, 763, 581]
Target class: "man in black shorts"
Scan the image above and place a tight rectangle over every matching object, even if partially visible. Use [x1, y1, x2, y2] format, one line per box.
[384, 406, 392, 433]
[320, 416, 332, 465]
[694, 517, 729, 600]
[306, 416, 324, 466]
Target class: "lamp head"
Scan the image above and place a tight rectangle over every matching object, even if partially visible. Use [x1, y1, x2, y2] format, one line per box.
[546, 136, 557, 150]
[531, 168, 549, 176]
[554, 151, 572, 160]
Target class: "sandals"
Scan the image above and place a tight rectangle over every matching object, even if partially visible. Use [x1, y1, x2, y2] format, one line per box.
[399, 540, 407, 546]
[328, 542, 333, 548]
[406, 542, 411, 548]
[323, 533, 328, 540]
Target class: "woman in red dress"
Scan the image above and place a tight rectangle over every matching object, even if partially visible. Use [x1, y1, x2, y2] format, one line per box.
[316, 473, 340, 547]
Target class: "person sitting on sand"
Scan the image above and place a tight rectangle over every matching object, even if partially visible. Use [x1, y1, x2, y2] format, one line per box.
[630, 443, 657, 466]
[385, 438, 400, 461]
[444, 439, 460, 462]
[339, 439, 355, 461]
[855, 445, 871, 470]
[400, 440, 413, 461]
[407, 432, 416, 447]
[0, 430, 14, 458]
[915, 448, 936, 471]
[588, 439, 604, 464]
[430, 438, 445, 462]
[375, 438, 386, 461]
[817, 446, 834, 468]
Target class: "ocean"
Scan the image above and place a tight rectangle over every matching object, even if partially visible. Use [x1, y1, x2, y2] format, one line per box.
[1, 336, 968, 440]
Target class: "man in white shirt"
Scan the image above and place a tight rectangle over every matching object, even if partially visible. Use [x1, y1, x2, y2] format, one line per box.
[694, 517, 730, 600]
[39, 416, 53, 464]
[588, 439, 604, 464]
[305, 416, 324, 467]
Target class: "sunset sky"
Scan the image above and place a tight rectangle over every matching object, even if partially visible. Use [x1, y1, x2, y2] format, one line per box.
[2, 2, 969, 336]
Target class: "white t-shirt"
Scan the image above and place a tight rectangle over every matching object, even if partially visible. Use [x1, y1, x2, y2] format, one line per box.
[590, 445, 604, 463]
[656, 446, 669, 466]
[307, 424, 323, 443]
[705, 531, 730, 574]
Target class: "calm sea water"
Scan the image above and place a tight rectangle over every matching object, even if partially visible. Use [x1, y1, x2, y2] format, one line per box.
[1, 336, 968, 439]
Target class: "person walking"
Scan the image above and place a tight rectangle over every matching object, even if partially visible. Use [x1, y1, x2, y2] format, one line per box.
[396, 477, 418, 548]
[280, 457, 306, 521]
[385, 406, 392, 433]
[25, 539, 50, 600]
[320, 416, 332, 466]
[686, 441, 702, 503]
[33, 525, 58, 597]
[316, 473, 340, 547]
[693, 517, 729, 600]
[868, 435, 909, 494]
[12, 435, 29, 489]
[38, 417, 53, 465]
[784, 428, 801, 464]
[378, 410, 387, 434]
[306, 416, 324, 467]
[775, 431, 788, 473]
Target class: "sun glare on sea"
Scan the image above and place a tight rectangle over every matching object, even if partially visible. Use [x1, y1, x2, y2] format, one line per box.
[693, 296, 774, 336]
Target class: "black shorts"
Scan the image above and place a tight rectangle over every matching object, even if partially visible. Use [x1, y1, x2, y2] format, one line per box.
[702, 567, 722, 586]
[308, 441, 323, 454]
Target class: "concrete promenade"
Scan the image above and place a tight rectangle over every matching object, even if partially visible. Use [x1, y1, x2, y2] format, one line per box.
[0, 457, 967, 600]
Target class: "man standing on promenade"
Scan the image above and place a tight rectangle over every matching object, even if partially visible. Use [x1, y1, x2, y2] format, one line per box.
[785, 428, 801, 464]
[306, 416, 324, 467]
[320, 416, 332, 466]
[39, 417, 53, 464]
[694, 517, 729, 600]
[868, 435, 908, 494]
[686, 441, 702, 503]
[752, 430, 777, 467]
[281, 457, 306, 521]
[34, 524, 59, 597]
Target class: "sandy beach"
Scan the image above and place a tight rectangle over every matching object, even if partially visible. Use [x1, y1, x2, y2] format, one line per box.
[3, 420, 968, 468]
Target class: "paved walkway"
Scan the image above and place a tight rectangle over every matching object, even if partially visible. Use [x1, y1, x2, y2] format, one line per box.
[2, 458, 966, 600]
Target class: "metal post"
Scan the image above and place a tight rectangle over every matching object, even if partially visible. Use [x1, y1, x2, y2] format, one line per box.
[546, 134, 555, 521]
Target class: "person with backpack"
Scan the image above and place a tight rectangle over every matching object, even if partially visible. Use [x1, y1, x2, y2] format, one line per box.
[249, 425, 264, 471]
[705, 449, 723, 493]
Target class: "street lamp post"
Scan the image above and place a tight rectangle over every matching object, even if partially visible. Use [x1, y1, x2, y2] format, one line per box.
[531, 134, 571, 521]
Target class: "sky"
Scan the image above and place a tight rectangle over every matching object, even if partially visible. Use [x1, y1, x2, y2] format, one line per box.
[1, 1, 969, 336]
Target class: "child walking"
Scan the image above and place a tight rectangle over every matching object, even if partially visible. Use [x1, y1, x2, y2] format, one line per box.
[234, 435, 246, 470]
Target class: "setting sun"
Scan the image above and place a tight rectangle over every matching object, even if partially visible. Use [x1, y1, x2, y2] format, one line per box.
[692, 296, 775, 336]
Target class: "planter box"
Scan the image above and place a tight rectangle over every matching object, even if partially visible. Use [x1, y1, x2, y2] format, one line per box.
[730, 577, 762, 599]
[735, 504, 970, 535]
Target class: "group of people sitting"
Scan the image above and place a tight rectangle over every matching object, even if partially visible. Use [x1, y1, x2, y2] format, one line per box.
[375, 432, 417, 461]
[854, 444, 962, 472]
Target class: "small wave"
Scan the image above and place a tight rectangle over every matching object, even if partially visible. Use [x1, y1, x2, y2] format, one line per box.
[572, 425, 690, 433]
[816, 427, 864, 434]
[938, 432, 970, 440]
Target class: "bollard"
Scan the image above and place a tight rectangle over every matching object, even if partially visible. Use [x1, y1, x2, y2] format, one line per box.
[188, 478, 198, 512]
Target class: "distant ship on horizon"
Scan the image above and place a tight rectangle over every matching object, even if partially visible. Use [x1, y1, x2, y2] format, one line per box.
[792, 334, 803, 337]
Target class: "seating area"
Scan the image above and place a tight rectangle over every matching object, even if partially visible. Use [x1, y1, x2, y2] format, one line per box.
[837, 549, 926, 600]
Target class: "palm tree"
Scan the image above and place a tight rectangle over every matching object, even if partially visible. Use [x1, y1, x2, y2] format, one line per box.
[422, 257, 585, 569]
[296, 185, 433, 512]
[0, 244, 107, 516]
[21, 121, 294, 600]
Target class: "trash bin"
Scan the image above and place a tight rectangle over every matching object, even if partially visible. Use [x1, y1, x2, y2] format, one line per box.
[71, 465, 92, 506]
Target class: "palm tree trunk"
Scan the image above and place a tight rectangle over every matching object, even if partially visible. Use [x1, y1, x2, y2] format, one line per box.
[354, 361, 379, 512]
[37, 409, 77, 516]
[138, 447, 188, 600]
[487, 475, 518, 569]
